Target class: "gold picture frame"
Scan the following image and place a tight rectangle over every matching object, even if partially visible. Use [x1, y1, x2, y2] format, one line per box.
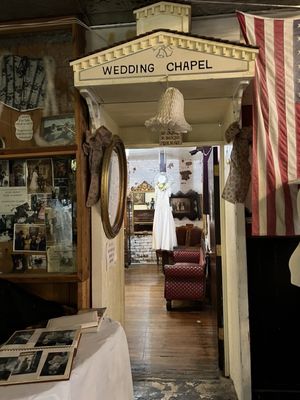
[100, 135, 127, 239]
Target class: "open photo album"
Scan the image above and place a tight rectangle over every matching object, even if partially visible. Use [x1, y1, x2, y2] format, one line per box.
[0, 327, 81, 385]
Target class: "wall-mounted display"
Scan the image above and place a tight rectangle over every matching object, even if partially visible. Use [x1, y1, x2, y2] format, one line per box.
[0, 18, 90, 310]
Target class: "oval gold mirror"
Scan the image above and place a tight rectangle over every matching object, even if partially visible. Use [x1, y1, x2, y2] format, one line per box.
[100, 135, 127, 239]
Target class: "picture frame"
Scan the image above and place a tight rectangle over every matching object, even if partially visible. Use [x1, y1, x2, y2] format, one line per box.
[132, 192, 145, 205]
[170, 190, 202, 220]
[40, 114, 75, 145]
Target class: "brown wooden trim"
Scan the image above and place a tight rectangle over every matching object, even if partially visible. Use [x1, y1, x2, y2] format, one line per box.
[0, 145, 77, 159]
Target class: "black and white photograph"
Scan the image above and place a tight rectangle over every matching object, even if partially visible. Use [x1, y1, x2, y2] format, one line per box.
[40, 352, 69, 377]
[5, 330, 34, 345]
[35, 330, 76, 347]
[9, 160, 26, 187]
[41, 115, 75, 145]
[28, 255, 47, 270]
[0, 214, 14, 241]
[0, 357, 18, 381]
[31, 193, 53, 222]
[12, 254, 28, 272]
[53, 158, 70, 188]
[13, 224, 47, 252]
[11, 351, 42, 375]
[27, 159, 53, 194]
[0, 160, 9, 187]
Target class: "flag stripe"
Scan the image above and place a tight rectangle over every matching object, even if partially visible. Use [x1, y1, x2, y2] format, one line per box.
[237, 11, 300, 236]
[273, 19, 295, 234]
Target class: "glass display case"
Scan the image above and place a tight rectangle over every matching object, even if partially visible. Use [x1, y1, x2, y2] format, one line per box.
[0, 18, 90, 308]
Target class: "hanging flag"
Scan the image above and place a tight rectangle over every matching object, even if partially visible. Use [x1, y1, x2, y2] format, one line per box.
[237, 11, 300, 236]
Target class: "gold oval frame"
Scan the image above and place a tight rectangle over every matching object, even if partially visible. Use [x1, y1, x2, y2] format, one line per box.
[100, 135, 127, 239]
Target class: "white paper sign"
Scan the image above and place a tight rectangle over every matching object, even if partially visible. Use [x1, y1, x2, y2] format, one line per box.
[15, 114, 33, 141]
[0, 187, 29, 214]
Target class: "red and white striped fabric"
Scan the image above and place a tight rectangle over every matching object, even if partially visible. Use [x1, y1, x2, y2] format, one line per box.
[237, 11, 300, 236]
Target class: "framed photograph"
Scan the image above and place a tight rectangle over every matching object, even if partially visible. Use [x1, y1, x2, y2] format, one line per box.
[170, 190, 202, 220]
[41, 114, 75, 145]
[132, 192, 145, 205]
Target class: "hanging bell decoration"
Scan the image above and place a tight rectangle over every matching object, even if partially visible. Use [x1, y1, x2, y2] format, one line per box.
[145, 87, 192, 134]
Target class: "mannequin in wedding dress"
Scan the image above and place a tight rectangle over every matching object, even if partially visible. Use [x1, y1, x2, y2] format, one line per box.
[152, 173, 177, 251]
[288, 186, 300, 286]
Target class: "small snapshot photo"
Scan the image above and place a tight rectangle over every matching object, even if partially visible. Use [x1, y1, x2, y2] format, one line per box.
[0, 214, 14, 241]
[31, 193, 53, 221]
[28, 254, 47, 270]
[13, 224, 47, 252]
[0, 160, 9, 187]
[132, 192, 145, 205]
[9, 160, 26, 187]
[5, 330, 35, 345]
[0, 357, 18, 381]
[27, 159, 53, 194]
[53, 158, 70, 187]
[35, 330, 76, 347]
[12, 254, 28, 272]
[41, 115, 75, 145]
[11, 351, 42, 375]
[40, 351, 69, 377]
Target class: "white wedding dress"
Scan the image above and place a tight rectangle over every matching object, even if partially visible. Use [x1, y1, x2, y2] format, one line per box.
[152, 185, 177, 251]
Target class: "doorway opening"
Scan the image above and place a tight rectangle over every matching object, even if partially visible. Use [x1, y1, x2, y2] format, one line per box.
[124, 144, 224, 380]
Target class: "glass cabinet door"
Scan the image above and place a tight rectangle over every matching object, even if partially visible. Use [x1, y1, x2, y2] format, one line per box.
[0, 155, 77, 274]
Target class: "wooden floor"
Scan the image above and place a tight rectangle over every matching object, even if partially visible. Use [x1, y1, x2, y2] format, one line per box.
[125, 264, 219, 380]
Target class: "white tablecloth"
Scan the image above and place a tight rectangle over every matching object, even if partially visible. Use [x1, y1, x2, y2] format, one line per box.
[0, 318, 134, 400]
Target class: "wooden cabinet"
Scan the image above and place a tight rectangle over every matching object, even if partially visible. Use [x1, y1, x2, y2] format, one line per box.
[133, 209, 154, 233]
[0, 18, 90, 309]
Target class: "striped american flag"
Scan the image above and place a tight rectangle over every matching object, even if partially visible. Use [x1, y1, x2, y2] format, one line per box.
[237, 11, 300, 236]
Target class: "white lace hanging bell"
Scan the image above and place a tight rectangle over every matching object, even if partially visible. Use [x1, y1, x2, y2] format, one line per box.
[145, 87, 192, 134]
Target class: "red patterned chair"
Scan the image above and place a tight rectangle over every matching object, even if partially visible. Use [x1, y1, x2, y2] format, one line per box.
[163, 247, 206, 310]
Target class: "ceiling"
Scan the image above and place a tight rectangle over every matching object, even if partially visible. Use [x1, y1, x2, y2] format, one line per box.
[0, 0, 299, 26]
[0, 0, 296, 130]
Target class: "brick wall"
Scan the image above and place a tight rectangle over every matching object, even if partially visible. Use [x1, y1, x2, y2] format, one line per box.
[130, 233, 156, 264]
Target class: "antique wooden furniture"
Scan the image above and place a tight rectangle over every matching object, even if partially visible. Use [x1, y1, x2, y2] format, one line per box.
[164, 247, 206, 310]
[0, 18, 90, 309]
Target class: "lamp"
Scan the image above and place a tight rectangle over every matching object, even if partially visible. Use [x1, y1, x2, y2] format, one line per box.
[145, 87, 192, 134]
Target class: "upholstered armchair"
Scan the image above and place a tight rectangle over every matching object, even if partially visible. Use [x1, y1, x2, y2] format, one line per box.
[163, 247, 206, 310]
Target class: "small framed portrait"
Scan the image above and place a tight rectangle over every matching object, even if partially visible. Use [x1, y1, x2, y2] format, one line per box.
[170, 190, 202, 220]
[40, 114, 75, 145]
[132, 192, 145, 205]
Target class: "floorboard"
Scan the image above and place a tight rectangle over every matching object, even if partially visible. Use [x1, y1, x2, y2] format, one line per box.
[125, 264, 219, 380]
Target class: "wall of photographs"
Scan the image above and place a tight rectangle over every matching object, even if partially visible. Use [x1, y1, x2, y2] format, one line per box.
[0, 156, 76, 274]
